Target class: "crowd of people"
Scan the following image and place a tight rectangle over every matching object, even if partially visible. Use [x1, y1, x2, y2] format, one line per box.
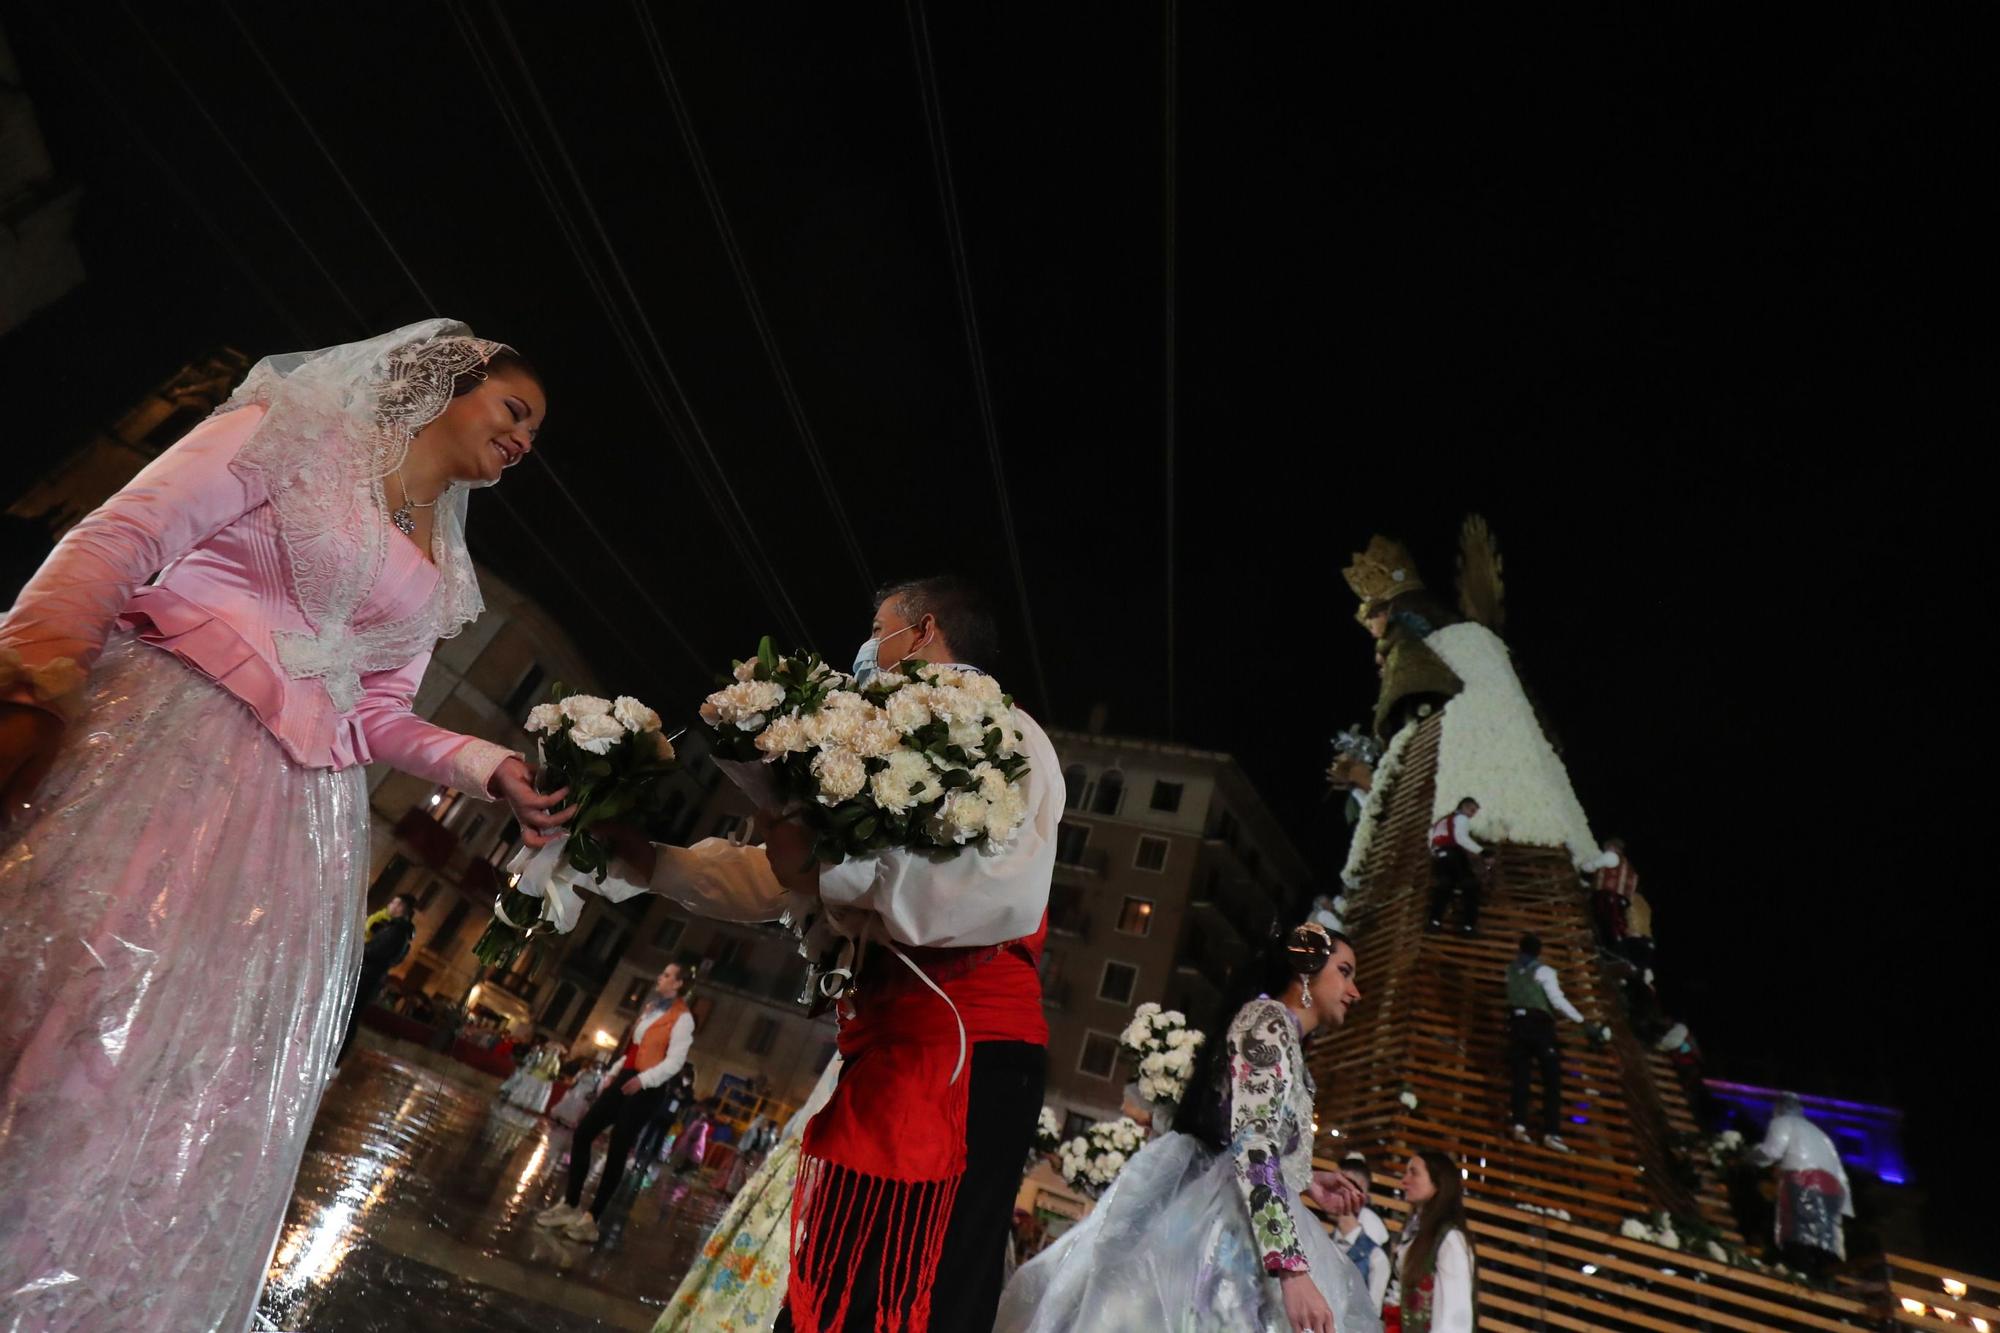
[0, 319, 1855, 1331]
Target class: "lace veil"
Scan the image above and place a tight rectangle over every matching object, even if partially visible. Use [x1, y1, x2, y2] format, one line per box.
[213, 318, 509, 711]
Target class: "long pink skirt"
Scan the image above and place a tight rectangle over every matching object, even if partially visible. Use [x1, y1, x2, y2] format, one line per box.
[0, 634, 367, 1332]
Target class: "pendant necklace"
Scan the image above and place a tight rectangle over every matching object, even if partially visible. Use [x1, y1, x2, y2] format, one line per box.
[392, 467, 438, 537]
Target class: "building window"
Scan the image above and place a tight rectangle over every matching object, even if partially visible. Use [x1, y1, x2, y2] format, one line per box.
[1134, 835, 1170, 873]
[619, 975, 650, 1012]
[1055, 822, 1091, 867]
[746, 1015, 779, 1057]
[1077, 1031, 1120, 1080]
[1150, 780, 1184, 813]
[369, 853, 412, 904]
[655, 916, 686, 952]
[1216, 808, 1240, 849]
[503, 663, 547, 721]
[1090, 770, 1124, 816]
[542, 980, 578, 1031]
[1116, 897, 1154, 936]
[1061, 1109, 1096, 1139]
[1098, 960, 1138, 1006]
[1048, 883, 1087, 936]
[416, 875, 446, 909]
[428, 899, 471, 951]
[1063, 764, 1086, 810]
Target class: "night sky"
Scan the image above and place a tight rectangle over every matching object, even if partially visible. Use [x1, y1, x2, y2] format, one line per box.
[3, 6, 1989, 1265]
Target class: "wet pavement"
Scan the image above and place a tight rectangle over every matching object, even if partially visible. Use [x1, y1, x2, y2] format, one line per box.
[257, 1048, 731, 1332]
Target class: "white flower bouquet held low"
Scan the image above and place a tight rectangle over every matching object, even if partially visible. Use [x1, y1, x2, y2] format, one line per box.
[474, 685, 678, 967]
[1117, 1003, 1204, 1108]
[1034, 1106, 1064, 1156]
[699, 637, 1031, 864]
[1054, 1116, 1147, 1198]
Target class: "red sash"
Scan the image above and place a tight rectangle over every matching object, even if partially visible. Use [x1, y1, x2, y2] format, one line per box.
[789, 917, 1046, 1332]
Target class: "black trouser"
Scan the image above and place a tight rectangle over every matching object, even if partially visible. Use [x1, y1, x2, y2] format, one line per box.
[1507, 1009, 1563, 1132]
[775, 1040, 1047, 1333]
[1428, 848, 1480, 929]
[566, 1076, 668, 1218]
[336, 965, 389, 1066]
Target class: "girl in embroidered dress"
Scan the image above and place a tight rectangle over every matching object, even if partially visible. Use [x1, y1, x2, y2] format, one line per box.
[0, 320, 570, 1332]
[995, 924, 1382, 1333]
[1383, 1150, 1477, 1333]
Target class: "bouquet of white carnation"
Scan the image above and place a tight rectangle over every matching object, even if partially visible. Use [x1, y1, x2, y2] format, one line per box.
[1118, 1002, 1204, 1108]
[474, 685, 678, 967]
[1054, 1116, 1147, 1199]
[699, 637, 1031, 863]
[1034, 1106, 1063, 1155]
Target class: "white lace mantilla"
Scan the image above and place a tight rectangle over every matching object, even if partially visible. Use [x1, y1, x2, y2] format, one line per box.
[218, 319, 501, 710]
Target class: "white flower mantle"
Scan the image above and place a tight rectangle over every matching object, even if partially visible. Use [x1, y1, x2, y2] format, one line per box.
[1425, 623, 1598, 863]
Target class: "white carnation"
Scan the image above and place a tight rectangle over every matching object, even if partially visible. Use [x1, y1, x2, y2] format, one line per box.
[962, 673, 1004, 705]
[916, 664, 965, 688]
[755, 713, 810, 758]
[933, 790, 989, 843]
[1620, 1219, 1650, 1240]
[706, 679, 784, 731]
[524, 703, 564, 734]
[732, 659, 759, 682]
[570, 712, 626, 755]
[985, 786, 1029, 844]
[1134, 1002, 1161, 1020]
[848, 713, 903, 759]
[871, 750, 943, 813]
[612, 695, 662, 733]
[885, 688, 933, 734]
[559, 694, 613, 721]
[926, 684, 981, 725]
[1398, 1091, 1420, 1109]
[653, 732, 677, 762]
[811, 748, 868, 804]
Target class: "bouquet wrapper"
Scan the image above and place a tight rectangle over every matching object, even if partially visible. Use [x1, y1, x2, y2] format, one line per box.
[506, 837, 650, 933]
[711, 757, 807, 817]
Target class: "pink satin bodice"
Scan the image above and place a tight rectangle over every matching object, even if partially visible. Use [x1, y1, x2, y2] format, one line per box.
[1, 406, 512, 794]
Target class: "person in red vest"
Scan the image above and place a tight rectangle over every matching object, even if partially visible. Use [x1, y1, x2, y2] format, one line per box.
[1428, 797, 1493, 935]
[1591, 837, 1636, 949]
[607, 576, 1060, 1333]
[534, 961, 695, 1243]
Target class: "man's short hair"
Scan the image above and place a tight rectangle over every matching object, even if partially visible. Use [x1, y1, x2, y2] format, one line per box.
[391, 893, 418, 912]
[875, 575, 1000, 671]
[1458, 796, 1479, 810]
[1518, 932, 1542, 958]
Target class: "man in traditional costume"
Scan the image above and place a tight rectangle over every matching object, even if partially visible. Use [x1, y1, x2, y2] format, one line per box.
[1428, 797, 1491, 935]
[607, 576, 1060, 1333]
[1751, 1093, 1853, 1278]
[1504, 933, 1598, 1153]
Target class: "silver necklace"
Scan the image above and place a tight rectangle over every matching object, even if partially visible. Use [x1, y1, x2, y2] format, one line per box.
[392, 467, 439, 537]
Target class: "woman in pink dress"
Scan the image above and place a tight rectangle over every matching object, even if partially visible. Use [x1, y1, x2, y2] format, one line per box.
[0, 319, 570, 1332]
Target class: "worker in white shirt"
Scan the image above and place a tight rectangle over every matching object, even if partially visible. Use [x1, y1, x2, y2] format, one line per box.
[535, 961, 696, 1242]
[1427, 797, 1493, 935]
[1504, 933, 1602, 1154]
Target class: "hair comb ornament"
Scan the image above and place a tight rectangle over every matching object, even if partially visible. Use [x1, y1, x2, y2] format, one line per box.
[1286, 922, 1335, 976]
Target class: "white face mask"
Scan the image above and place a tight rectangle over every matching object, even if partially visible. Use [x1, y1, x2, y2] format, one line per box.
[852, 621, 920, 685]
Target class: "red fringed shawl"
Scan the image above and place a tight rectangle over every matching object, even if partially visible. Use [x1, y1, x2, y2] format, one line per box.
[788, 919, 1047, 1333]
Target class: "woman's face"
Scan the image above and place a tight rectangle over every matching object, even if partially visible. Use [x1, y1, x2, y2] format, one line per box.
[1402, 1154, 1435, 1204]
[416, 365, 546, 486]
[1305, 940, 1362, 1026]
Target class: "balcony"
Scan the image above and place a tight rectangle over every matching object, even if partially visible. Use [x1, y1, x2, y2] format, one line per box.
[1054, 847, 1108, 877]
[1048, 905, 1092, 938]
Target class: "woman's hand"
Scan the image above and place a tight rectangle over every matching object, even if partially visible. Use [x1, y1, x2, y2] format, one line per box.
[489, 755, 575, 846]
[0, 703, 65, 823]
[1279, 1271, 1334, 1333]
[1306, 1168, 1368, 1216]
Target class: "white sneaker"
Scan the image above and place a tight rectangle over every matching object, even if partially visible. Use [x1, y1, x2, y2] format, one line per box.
[562, 1213, 601, 1244]
[1510, 1124, 1533, 1145]
[1543, 1133, 1573, 1154]
[534, 1201, 581, 1228]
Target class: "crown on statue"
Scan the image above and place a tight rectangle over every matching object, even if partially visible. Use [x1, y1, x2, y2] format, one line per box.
[1342, 535, 1426, 613]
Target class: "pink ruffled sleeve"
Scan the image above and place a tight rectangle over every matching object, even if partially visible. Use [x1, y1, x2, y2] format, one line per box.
[352, 651, 516, 797]
[0, 406, 269, 717]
